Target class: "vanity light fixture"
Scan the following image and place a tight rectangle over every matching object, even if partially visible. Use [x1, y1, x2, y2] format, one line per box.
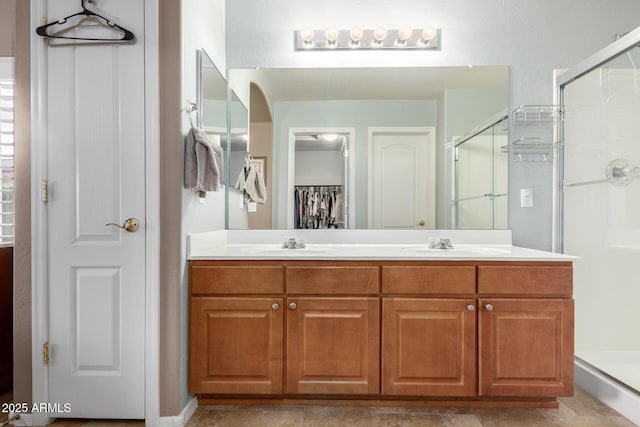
[294, 25, 440, 50]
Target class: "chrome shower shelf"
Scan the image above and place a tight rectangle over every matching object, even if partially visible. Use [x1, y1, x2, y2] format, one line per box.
[511, 105, 563, 126]
[511, 138, 560, 162]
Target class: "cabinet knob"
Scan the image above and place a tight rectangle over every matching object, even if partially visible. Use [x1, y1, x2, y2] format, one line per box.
[289, 302, 297, 310]
[484, 303, 494, 311]
[272, 303, 280, 311]
[466, 304, 475, 312]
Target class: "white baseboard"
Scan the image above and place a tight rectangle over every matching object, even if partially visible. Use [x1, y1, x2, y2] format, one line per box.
[7, 413, 33, 426]
[575, 358, 640, 426]
[155, 397, 198, 427]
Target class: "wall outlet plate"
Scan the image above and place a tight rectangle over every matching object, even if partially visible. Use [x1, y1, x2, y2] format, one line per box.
[520, 188, 534, 208]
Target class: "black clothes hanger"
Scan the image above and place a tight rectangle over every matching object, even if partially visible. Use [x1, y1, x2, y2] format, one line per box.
[36, 0, 134, 42]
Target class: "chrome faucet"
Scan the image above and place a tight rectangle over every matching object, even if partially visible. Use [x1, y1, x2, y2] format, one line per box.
[283, 237, 306, 249]
[429, 237, 453, 249]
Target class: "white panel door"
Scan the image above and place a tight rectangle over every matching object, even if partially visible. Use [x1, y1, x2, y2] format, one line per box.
[370, 131, 432, 228]
[46, 0, 146, 419]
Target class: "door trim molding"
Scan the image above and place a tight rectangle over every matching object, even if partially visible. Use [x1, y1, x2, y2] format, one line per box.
[144, 0, 161, 425]
[30, 0, 51, 425]
[367, 127, 437, 229]
[30, 0, 161, 424]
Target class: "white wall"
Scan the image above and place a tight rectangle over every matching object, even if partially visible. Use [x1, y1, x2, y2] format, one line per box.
[225, 0, 640, 249]
[295, 150, 343, 186]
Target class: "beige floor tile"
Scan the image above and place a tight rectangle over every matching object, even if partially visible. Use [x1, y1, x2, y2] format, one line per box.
[472, 408, 556, 426]
[372, 412, 444, 426]
[9, 385, 637, 427]
[441, 414, 483, 427]
[302, 406, 373, 427]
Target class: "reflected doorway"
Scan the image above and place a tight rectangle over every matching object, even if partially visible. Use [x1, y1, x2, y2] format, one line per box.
[368, 127, 436, 229]
[287, 128, 355, 229]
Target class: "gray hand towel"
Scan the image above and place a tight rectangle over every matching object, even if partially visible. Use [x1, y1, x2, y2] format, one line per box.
[184, 127, 223, 197]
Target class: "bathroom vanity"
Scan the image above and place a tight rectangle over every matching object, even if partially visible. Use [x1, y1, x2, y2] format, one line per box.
[187, 231, 574, 408]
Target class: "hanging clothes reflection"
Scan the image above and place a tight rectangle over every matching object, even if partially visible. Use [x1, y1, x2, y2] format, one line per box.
[294, 185, 343, 229]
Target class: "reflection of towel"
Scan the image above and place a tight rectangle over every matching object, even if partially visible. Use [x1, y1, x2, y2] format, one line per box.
[184, 127, 224, 197]
[235, 164, 267, 204]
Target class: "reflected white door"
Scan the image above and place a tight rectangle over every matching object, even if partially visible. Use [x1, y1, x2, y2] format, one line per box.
[369, 130, 434, 228]
[46, 0, 145, 418]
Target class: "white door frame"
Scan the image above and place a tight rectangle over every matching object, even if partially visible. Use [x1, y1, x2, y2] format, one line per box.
[286, 127, 356, 229]
[367, 127, 436, 229]
[29, 1, 161, 425]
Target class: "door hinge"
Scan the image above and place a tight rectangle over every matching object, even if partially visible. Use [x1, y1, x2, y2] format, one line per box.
[42, 180, 49, 203]
[43, 342, 49, 365]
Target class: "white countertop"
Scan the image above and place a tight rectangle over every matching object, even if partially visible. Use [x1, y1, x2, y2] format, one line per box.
[188, 230, 576, 262]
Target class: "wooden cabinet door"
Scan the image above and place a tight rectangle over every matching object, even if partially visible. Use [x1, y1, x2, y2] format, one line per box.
[382, 298, 477, 396]
[189, 297, 283, 394]
[479, 298, 574, 397]
[286, 297, 380, 395]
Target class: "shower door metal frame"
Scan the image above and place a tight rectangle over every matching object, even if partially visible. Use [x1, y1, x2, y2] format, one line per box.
[553, 26, 640, 253]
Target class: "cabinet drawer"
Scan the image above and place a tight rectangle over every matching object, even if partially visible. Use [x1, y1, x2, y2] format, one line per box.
[478, 265, 572, 296]
[382, 266, 476, 294]
[191, 266, 283, 295]
[287, 266, 379, 294]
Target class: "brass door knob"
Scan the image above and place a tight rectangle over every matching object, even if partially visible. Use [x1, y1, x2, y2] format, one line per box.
[417, 219, 426, 227]
[105, 217, 140, 233]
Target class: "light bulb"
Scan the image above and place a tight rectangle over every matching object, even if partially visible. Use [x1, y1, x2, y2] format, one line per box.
[325, 26, 339, 43]
[422, 25, 437, 41]
[398, 24, 413, 41]
[300, 26, 314, 46]
[372, 26, 387, 47]
[323, 134, 339, 142]
[373, 26, 387, 41]
[350, 25, 363, 42]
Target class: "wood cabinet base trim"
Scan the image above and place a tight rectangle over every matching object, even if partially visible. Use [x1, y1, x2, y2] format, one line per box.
[195, 396, 559, 409]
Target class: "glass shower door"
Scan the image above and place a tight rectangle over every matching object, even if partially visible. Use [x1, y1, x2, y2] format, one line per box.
[454, 115, 508, 229]
[561, 43, 640, 393]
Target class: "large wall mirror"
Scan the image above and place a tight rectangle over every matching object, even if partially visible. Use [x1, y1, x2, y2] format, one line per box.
[227, 66, 509, 230]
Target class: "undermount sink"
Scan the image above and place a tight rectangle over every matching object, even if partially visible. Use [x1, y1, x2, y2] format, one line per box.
[401, 245, 512, 256]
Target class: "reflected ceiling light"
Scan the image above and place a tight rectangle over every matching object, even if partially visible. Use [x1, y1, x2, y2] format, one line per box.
[322, 134, 339, 142]
[294, 25, 440, 50]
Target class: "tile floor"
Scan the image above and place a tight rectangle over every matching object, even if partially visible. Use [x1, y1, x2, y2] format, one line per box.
[185, 388, 637, 426]
[1, 387, 637, 426]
